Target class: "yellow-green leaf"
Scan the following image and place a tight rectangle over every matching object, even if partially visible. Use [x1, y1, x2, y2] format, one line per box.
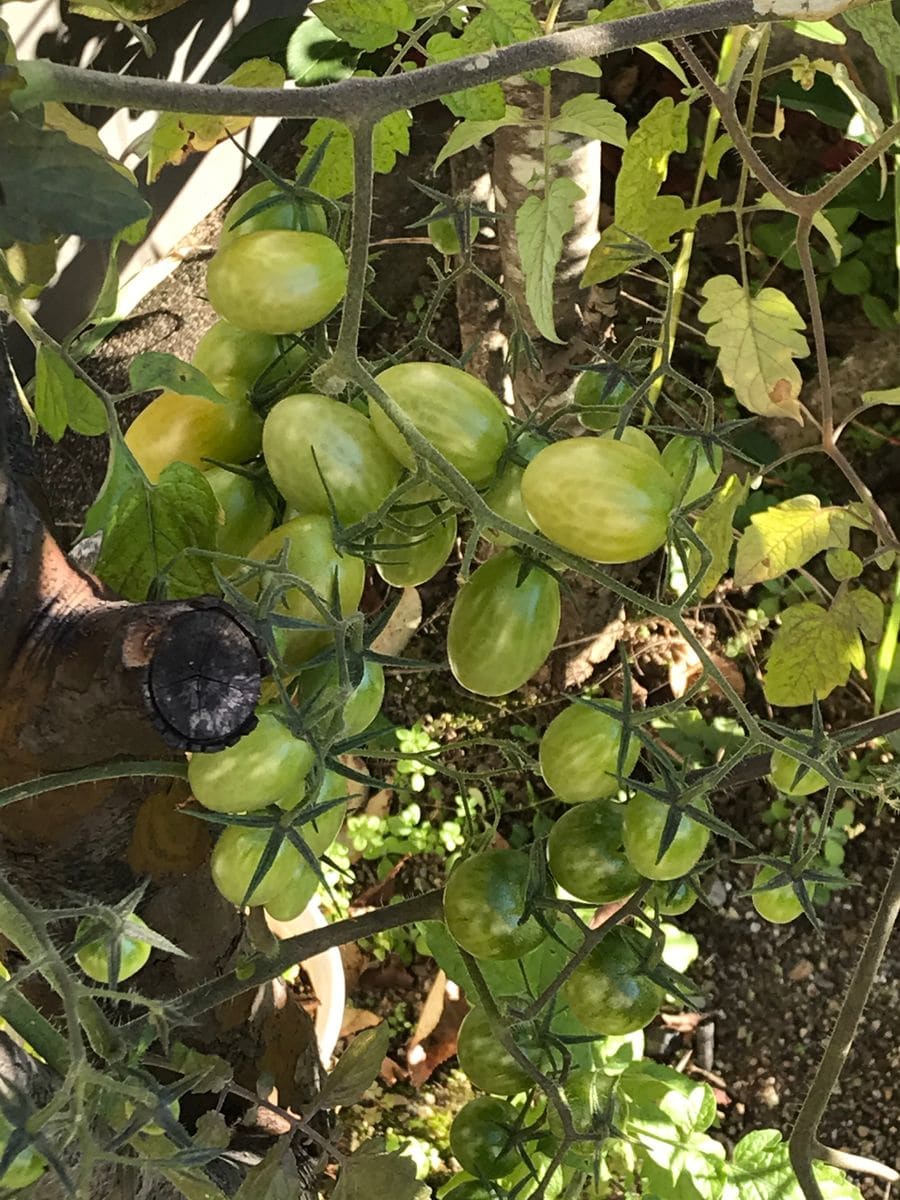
[862, 386, 900, 406]
[834, 586, 884, 643]
[689, 474, 750, 597]
[733, 495, 865, 588]
[698, 276, 809, 423]
[426, 24, 506, 120]
[825, 548, 862, 580]
[550, 95, 627, 146]
[435, 107, 524, 168]
[763, 602, 860, 707]
[516, 176, 584, 342]
[300, 107, 412, 198]
[844, 1, 900, 73]
[313, 0, 414, 51]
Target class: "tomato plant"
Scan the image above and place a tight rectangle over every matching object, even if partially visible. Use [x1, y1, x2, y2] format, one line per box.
[447, 551, 560, 696]
[752, 865, 804, 924]
[481, 463, 536, 545]
[573, 366, 635, 431]
[443, 850, 544, 960]
[0, 1119, 46, 1191]
[192, 320, 279, 386]
[540, 703, 639, 803]
[206, 229, 347, 334]
[75, 914, 152, 984]
[370, 362, 509, 483]
[218, 179, 327, 245]
[769, 739, 828, 796]
[375, 486, 458, 587]
[548, 801, 640, 903]
[660, 435, 723, 506]
[449, 1097, 522, 1179]
[622, 792, 711, 881]
[205, 465, 274, 557]
[563, 929, 662, 1036]
[188, 712, 315, 813]
[296, 658, 385, 738]
[521, 437, 677, 563]
[428, 214, 479, 255]
[456, 1006, 544, 1096]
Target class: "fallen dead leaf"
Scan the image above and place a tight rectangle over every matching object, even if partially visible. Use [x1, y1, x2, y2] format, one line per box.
[340, 1007, 383, 1039]
[359, 957, 414, 991]
[339, 943, 371, 993]
[406, 973, 468, 1088]
[788, 958, 815, 982]
[661, 1011, 706, 1034]
[380, 1056, 407, 1085]
[353, 856, 411, 907]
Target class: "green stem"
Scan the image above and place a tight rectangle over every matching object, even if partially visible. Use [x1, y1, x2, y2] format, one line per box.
[873, 568, 900, 715]
[0, 761, 187, 812]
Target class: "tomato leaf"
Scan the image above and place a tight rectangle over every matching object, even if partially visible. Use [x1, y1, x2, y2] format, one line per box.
[129, 351, 232, 404]
[843, 1, 900, 73]
[286, 13, 360, 85]
[234, 1137, 301, 1200]
[862, 385, 900, 406]
[300, 107, 411, 198]
[688, 473, 750, 597]
[332, 1143, 421, 1200]
[435, 107, 524, 169]
[312, 0, 415, 51]
[516, 177, 584, 343]
[94, 461, 220, 601]
[550, 94, 627, 146]
[426, 23, 507, 120]
[724, 1129, 864, 1198]
[733, 495, 866, 588]
[698, 276, 809, 423]
[34, 346, 107, 442]
[315, 1023, 389, 1109]
[0, 114, 149, 245]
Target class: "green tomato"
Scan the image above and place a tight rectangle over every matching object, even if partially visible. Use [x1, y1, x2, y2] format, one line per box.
[444, 850, 545, 960]
[376, 488, 458, 587]
[428, 214, 479, 255]
[124, 377, 262, 484]
[622, 792, 710, 882]
[263, 393, 401, 525]
[456, 1007, 543, 1096]
[540, 703, 639, 804]
[0, 1118, 46, 1191]
[207, 229, 347, 335]
[482, 463, 537, 546]
[521, 437, 677, 563]
[545, 1068, 617, 1165]
[297, 658, 385, 738]
[646, 879, 697, 916]
[192, 320, 278, 385]
[573, 367, 635, 431]
[600, 427, 661, 461]
[548, 801, 640, 904]
[450, 1097, 521, 1179]
[247, 515, 366, 667]
[75, 914, 152, 984]
[205, 465, 274, 557]
[448, 551, 560, 696]
[563, 929, 662, 1036]
[188, 712, 315, 814]
[769, 739, 828, 796]
[371, 362, 509, 484]
[752, 865, 803, 924]
[660, 436, 722, 506]
[219, 180, 327, 246]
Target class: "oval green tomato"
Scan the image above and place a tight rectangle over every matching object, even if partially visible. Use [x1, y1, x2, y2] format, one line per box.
[371, 362, 509, 484]
[75, 914, 152, 984]
[521, 438, 677, 563]
[125, 378, 262, 484]
[219, 180, 327, 246]
[600, 427, 661, 461]
[206, 229, 347, 335]
[482, 463, 537, 545]
[540, 703, 639, 804]
[443, 849, 544, 960]
[646, 879, 697, 916]
[263, 393, 400, 524]
[205, 465, 274, 557]
[660, 436, 722, 506]
[456, 1007, 543, 1096]
[450, 1097, 521, 1179]
[752, 865, 803, 924]
[0, 1119, 47, 1191]
[376, 490, 457, 587]
[548, 801, 640, 904]
[212, 825, 310, 910]
[769, 739, 828, 796]
[193, 320, 278, 385]
[428, 214, 479, 255]
[622, 792, 710, 881]
[188, 712, 315, 813]
[247, 516, 365, 667]
[297, 658, 385, 738]
[545, 1068, 617, 1165]
[563, 929, 662, 1036]
[448, 551, 560, 696]
[573, 367, 635, 431]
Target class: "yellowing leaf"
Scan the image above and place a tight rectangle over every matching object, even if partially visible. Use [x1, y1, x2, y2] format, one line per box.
[301, 107, 412, 198]
[516, 176, 584, 342]
[689, 474, 750, 597]
[435, 107, 524, 168]
[834, 586, 883, 643]
[733, 495, 866, 587]
[862, 386, 900, 406]
[698, 276, 809, 423]
[550, 95, 627, 146]
[147, 58, 286, 182]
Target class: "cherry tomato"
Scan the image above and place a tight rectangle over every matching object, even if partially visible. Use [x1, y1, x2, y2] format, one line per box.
[371, 362, 509, 484]
[428, 214, 479, 255]
[521, 438, 677, 563]
[205, 465, 274, 557]
[660, 436, 722, 506]
[247, 515, 365, 667]
[450, 1097, 521, 1179]
[444, 849, 544, 960]
[376, 487, 457, 587]
[573, 367, 635, 431]
[193, 320, 278, 385]
[622, 792, 710, 881]
[456, 1007, 544, 1096]
[219, 180, 327, 246]
[482, 463, 537, 546]
[752, 865, 803, 924]
[545, 1068, 617, 1165]
[563, 928, 662, 1036]
[769, 739, 828, 796]
[448, 551, 560, 696]
[188, 712, 315, 814]
[540, 703, 639, 804]
[646, 879, 697, 916]
[263, 394, 400, 525]
[548, 801, 640, 904]
[125, 378, 262, 484]
[75, 914, 152, 984]
[0, 1118, 46, 1190]
[296, 658, 385, 738]
[207, 229, 347, 335]
[601, 427, 661, 461]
